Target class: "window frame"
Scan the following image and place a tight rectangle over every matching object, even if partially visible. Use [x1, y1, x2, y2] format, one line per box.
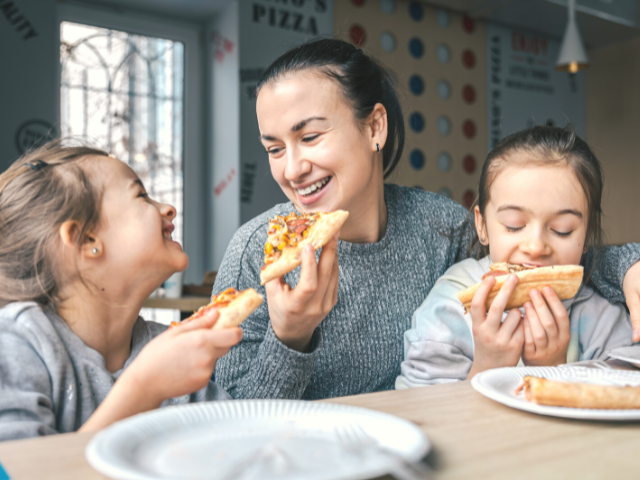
[57, 3, 206, 285]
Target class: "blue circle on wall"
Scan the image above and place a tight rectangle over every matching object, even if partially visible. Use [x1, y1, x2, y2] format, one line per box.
[409, 112, 425, 133]
[408, 38, 424, 59]
[410, 149, 425, 170]
[408, 1, 424, 21]
[409, 75, 424, 95]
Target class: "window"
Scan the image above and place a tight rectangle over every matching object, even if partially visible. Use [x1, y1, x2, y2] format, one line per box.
[60, 21, 185, 244]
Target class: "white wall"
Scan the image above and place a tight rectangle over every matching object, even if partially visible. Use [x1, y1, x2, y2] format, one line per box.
[0, 0, 58, 170]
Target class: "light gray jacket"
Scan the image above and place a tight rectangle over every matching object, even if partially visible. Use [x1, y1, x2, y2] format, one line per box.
[0, 302, 229, 441]
[397, 256, 633, 389]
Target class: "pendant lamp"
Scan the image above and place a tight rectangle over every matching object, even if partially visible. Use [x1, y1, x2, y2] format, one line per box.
[556, 0, 589, 73]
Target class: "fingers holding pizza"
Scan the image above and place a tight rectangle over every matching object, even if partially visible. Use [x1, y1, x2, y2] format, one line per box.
[265, 233, 341, 352]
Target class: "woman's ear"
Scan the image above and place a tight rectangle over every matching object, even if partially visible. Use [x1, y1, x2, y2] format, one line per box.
[474, 206, 488, 245]
[59, 221, 103, 259]
[369, 103, 388, 152]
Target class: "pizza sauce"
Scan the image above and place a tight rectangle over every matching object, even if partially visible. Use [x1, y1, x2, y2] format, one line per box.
[481, 263, 538, 280]
[170, 287, 240, 327]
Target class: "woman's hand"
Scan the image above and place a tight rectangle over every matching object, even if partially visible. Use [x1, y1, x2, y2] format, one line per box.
[467, 275, 524, 379]
[623, 260, 640, 342]
[80, 310, 242, 432]
[265, 233, 340, 352]
[521, 287, 570, 367]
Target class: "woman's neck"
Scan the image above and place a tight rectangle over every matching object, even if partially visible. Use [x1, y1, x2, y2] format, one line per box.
[339, 172, 388, 244]
[56, 282, 150, 373]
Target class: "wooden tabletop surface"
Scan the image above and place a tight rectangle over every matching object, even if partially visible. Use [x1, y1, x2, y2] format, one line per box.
[142, 296, 209, 312]
[1, 378, 639, 479]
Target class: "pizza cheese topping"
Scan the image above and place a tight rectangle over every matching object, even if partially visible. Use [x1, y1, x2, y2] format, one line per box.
[170, 287, 240, 328]
[262, 212, 319, 269]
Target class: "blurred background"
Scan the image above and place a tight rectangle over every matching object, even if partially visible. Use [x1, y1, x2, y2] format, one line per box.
[1, 0, 639, 320]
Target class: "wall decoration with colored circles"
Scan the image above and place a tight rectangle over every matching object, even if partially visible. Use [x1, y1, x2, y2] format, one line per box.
[335, 0, 487, 208]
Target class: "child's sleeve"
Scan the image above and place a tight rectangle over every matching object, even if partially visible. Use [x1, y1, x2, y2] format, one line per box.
[396, 260, 481, 389]
[0, 329, 57, 441]
[572, 291, 634, 361]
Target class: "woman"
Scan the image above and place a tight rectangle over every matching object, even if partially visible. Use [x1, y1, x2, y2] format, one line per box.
[213, 38, 640, 400]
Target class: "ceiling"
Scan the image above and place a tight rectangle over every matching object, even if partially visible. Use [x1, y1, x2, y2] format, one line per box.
[75, 0, 640, 48]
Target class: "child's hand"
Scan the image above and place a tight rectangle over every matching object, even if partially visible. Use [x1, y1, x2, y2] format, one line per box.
[522, 287, 570, 367]
[124, 310, 243, 404]
[467, 275, 524, 379]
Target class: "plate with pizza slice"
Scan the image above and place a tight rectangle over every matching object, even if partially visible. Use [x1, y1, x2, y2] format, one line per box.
[261, 210, 349, 285]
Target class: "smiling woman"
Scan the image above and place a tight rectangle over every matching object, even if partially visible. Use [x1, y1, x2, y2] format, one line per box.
[212, 39, 640, 401]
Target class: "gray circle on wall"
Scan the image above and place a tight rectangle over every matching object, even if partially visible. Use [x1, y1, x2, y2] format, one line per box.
[438, 187, 453, 199]
[437, 115, 452, 136]
[380, 0, 395, 14]
[437, 43, 451, 64]
[437, 151, 452, 172]
[15, 119, 55, 154]
[380, 31, 396, 52]
[437, 9, 450, 27]
[437, 80, 451, 99]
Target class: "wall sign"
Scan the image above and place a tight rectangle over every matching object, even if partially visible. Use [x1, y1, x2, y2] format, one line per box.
[0, 0, 38, 40]
[14, 119, 54, 154]
[487, 23, 585, 150]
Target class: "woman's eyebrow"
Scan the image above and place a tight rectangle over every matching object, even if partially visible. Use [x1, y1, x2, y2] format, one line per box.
[130, 179, 145, 189]
[497, 205, 529, 213]
[260, 117, 327, 141]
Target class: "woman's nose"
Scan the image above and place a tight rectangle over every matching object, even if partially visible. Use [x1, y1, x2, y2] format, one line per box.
[284, 148, 312, 181]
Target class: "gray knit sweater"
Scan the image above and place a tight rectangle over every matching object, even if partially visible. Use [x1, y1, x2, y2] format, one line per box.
[214, 184, 640, 400]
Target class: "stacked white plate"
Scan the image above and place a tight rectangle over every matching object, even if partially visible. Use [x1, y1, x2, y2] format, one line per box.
[471, 365, 640, 421]
[85, 399, 430, 480]
[607, 345, 640, 367]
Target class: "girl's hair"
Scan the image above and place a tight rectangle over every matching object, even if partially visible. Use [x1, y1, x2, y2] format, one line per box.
[0, 139, 109, 308]
[471, 125, 604, 268]
[256, 38, 405, 178]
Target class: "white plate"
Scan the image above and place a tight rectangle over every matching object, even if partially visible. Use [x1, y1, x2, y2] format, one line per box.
[607, 345, 640, 367]
[471, 366, 640, 421]
[85, 399, 430, 480]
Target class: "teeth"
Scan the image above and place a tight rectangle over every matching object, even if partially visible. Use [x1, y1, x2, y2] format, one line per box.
[297, 177, 329, 196]
[163, 232, 172, 240]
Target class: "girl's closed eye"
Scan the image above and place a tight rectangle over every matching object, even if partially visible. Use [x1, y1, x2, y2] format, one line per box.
[302, 134, 320, 143]
[505, 225, 524, 233]
[552, 229, 573, 237]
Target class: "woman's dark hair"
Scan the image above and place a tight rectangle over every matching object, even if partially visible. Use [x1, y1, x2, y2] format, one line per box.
[471, 125, 605, 280]
[256, 38, 405, 178]
[0, 139, 108, 308]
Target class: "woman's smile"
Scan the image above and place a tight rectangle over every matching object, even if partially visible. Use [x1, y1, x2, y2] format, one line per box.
[295, 176, 332, 206]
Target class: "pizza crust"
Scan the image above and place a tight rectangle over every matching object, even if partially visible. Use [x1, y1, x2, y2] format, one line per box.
[260, 210, 349, 285]
[456, 265, 584, 312]
[522, 376, 640, 409]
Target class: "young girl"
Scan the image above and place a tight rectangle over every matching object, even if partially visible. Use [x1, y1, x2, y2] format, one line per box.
[397, 126, 633, 388]
[0, 140, 242, 441]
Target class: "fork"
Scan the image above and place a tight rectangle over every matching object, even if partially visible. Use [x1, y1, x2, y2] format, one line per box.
[335, 423, 434, 480]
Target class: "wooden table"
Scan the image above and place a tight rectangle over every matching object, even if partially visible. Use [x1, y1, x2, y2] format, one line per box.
[142, 296, 209, 312]
[1, 378, 639, 479]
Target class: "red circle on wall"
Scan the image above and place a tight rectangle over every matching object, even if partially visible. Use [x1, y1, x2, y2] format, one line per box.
[350, 25, 366, 46]
[462, 85, 476, 104]
[351, 0, 366, 6]
[463, 190, 476, 208]
[462, 50, 476, 69]
[462, 15, 475, 33]
[463, 155, 476, 174]
[463, 120, 476, 139]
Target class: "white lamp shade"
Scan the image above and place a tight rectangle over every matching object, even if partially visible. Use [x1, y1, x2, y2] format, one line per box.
[556, 0, 589, 72]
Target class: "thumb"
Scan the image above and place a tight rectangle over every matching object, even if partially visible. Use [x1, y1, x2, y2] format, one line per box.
[177, 308, 220, 331]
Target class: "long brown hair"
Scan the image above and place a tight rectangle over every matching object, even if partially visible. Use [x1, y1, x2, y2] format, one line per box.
[470, 125, 604, 281]
[0, 139, 109, 308]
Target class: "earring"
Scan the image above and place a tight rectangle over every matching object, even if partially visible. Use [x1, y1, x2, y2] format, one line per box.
[92, 247, 99, 255]
[479, 237, 486, 244]
[376, 143, 380, 153]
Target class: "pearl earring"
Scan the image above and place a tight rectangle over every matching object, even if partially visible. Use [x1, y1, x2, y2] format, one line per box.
[92, 248, 99, 255]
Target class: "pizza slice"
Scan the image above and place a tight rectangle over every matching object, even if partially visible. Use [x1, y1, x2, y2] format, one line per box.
[260, 210, 349, 285]
[518, 376, 640, 409]
[171, 287, 263, 330]
[457, 263, 583, 312]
